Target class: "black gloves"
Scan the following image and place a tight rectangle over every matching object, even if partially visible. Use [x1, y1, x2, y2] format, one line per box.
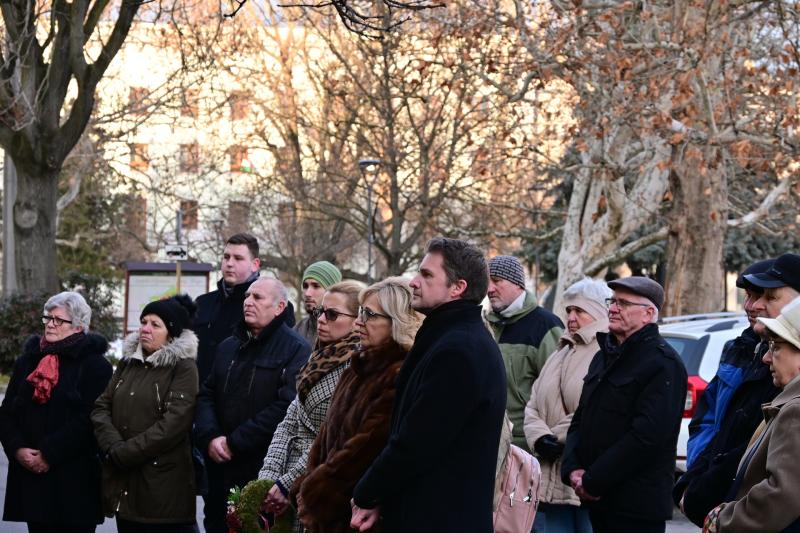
[534, 434, 565, 462]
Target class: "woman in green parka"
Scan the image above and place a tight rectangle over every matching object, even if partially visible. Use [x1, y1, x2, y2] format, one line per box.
[92, 295, 200, 533]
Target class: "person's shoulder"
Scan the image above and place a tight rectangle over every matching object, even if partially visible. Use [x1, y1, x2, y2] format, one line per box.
[276, 322, 311, 350]
[526, 304, 563, 326]
[195, 290, 220, 307]
[21, 334, 42, 356]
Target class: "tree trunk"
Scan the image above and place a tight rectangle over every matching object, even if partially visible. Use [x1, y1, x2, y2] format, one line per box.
[2, 154, 18, 297]
[663, 148, 727, 316]
[12, 162, 60, 294]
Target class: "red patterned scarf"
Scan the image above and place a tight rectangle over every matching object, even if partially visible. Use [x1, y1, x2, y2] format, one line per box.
[26, 332, 85, 404]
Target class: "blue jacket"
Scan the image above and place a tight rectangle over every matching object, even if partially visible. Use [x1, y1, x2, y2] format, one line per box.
[685, 328, 761, 467]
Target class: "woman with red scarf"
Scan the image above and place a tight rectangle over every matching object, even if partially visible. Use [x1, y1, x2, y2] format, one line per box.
[0, 291, 113, 533]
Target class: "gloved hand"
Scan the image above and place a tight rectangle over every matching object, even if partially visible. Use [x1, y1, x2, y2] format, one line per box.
[534, 434, 565, 462]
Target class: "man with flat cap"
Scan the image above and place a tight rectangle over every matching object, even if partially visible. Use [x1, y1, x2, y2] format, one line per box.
[561, 276, 687, 533]
[674, 258, 781, 527]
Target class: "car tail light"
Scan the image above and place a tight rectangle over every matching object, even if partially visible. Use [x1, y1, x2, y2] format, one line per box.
[684, 376, 708, 418]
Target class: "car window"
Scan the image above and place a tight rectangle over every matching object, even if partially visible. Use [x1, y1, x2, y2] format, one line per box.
[663, 335, 709, 375]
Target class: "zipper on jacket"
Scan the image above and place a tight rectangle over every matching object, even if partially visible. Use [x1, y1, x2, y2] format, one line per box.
[223, 359, 236, 393]
[247, 366, 257, 396]
[155, 382, 162, 411]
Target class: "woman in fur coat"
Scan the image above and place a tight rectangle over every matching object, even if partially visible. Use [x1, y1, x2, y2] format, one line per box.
[92, 295, 200, 533]
[293, 277, 422, 533]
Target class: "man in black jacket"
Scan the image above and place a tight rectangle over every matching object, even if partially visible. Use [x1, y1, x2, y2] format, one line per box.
[193, 233, 261, 385]
[350, 237, 507, 533]
[195, 278, 311, 533]
[561, 276, 687, 533]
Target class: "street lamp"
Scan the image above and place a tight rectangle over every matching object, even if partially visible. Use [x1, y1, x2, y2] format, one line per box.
[359, 158, 381, 284]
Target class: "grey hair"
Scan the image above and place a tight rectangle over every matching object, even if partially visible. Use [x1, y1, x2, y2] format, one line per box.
[563, 277, 613, 306]
[44, 291, 92, 332]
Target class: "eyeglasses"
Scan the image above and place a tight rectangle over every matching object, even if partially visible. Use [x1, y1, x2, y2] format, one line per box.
[313, 307, 357, 322]
[42, 315, 73, 326]
[768, 340, 788, 353]
[358, 306, 391, 322]
[604, 298, 652, 310]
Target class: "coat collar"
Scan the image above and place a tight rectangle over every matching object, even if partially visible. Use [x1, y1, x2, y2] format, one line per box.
[486, 290, 538, 326]
[561, 318, 608, 348]
[122, 329, 198, 368]
[597, 323, 660, 359]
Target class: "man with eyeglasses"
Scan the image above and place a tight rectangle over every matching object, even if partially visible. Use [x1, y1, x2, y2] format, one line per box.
[294, 261, 343, 345]
[561, 276, 687, 533]
[485, 255, 564, 454]
[674, 258, 782, 527]
[195, 278, 311, 533]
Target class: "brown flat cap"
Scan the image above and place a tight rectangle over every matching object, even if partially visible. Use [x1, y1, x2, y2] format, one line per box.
[607, 276, 664, 311]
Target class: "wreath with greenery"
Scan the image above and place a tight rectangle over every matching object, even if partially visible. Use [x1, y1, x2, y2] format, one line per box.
[226, 478, 295, 533]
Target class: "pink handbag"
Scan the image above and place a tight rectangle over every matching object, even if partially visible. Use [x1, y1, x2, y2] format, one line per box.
[493, 444, 540, 533]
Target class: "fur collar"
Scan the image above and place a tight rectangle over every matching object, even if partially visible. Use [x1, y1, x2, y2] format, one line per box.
[122, 329, 198, 368]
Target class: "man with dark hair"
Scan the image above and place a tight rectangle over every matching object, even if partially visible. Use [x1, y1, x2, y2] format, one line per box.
[561, 276, 687, 533]
[486, 255, 563, 453]
[193, 233, 262, 385]
[674, 256, 794, 527]
[195, 278, 311, 533]
[350, 237, 506, 532]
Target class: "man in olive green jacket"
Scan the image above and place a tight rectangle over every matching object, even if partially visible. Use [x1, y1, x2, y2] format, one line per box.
[486, 255, 563, 452]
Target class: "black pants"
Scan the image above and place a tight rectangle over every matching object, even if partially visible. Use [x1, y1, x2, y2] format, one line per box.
[116, 517, 199, 533]
[202, 463, 229, 533]
[28, 524, 95, 533]
[589, 510, 665, 533]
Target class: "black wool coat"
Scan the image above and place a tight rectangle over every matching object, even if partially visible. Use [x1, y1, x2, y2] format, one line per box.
[195, 314, 311, 490]
[353, 299, 507, 533]
[561, 323, 687, 522]
[0, 333, 112, 526]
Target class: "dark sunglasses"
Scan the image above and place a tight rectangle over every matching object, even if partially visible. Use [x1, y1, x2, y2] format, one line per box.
[313, 307, 357, 322]
[358, 306, 391, 322]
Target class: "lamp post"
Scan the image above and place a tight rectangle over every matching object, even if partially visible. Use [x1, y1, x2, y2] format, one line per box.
[358, 159, 381, 284]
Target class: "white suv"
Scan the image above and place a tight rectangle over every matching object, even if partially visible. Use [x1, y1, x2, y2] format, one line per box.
[659, 313, 750, 472]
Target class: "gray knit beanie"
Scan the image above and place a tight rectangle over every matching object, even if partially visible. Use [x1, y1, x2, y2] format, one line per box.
[488, 256, 526, 289]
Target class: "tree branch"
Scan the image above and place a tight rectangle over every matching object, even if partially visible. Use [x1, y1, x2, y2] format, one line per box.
[584, 226, 669, 276]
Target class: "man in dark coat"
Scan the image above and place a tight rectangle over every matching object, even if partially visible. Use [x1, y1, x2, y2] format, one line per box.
[351, 237, 507, 533]
[561, 276, 687, 533]
[673, 259, 781, 527]
[195, 278, 311, 533]
[193, 233, 261, 385]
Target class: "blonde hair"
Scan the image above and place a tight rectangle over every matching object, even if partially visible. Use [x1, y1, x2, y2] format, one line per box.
[326, 280, 366, 315]
[360, 277, 422, 351]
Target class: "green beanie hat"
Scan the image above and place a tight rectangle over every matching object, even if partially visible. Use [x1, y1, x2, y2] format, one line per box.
[303, 261, 342, 288]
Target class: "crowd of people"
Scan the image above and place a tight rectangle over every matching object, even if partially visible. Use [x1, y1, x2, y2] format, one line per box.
[0, 231, 799, 533]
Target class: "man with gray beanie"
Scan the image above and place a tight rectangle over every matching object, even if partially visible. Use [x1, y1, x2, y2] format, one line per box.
[485, 255, 563, 453]
[294, 260, 343, 345]
[561, 276, 687, 533]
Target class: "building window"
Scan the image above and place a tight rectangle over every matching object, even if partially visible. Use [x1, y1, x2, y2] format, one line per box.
[129, 143, 149, 171]
[229, 146, 251, 172]
[230, 92, 249, 120]
[182, 89, 199, 117]
[228, 200, 250, 234]
[129, 87, 148, 115]
[180, 199, 199, 230]
[180, 143, 200, 172]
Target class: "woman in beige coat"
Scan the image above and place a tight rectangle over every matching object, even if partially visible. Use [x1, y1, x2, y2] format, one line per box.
[524, 278, 611, 533]
[703, 295, 800, 533]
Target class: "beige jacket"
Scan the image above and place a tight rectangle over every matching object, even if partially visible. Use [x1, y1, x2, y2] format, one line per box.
[523, 319, 606, 506]
[717, 374, 800, 532]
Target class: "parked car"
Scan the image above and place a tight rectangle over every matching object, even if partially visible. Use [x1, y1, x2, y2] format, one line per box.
[659, 313, 749, 472]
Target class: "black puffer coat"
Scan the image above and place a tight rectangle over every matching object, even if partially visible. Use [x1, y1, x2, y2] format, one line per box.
[561, 323, 687, 521]
[195, 313, 311, 490]
[0, 333, 112, 526]
[92, 329, 199, 524]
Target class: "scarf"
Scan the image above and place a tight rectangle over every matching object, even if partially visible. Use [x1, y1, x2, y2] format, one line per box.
[296, 333, 360, 403]
[26, 332, 86, 404]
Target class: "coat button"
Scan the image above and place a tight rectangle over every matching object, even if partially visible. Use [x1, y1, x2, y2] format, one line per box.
[130, 391, 135, 396]
[153, 460, 158, 465]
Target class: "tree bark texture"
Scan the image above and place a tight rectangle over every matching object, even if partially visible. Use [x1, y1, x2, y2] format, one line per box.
[663, 147, 727, 316]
